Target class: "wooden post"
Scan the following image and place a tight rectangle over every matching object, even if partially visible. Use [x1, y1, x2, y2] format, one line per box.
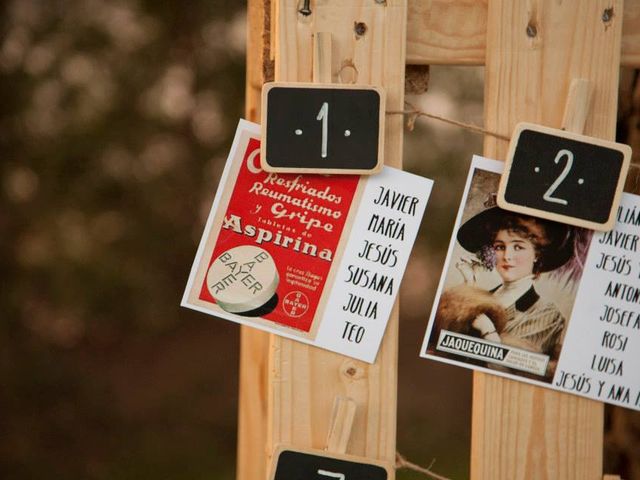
[473, 1, 624, 478]
[237, 2, 270, 480]
[241, 2, 640, 479]
[265, 0, 407, 478]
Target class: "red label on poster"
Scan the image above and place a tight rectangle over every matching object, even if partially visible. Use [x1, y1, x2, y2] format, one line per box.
[198, 138, 359, 332]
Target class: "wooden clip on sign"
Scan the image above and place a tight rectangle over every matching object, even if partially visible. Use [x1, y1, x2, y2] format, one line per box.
[497, 79, 632, 231]
[260, 32, 386, 175]
[269, 397, 392, 480]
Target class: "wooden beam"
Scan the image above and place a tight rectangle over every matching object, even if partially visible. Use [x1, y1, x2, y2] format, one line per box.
[406, 0, 488, 65]
[472, 0, 623, 478]
[237, 2, 270, 480]
[267, 0, 407, 477]
[406, 0, 640, 67]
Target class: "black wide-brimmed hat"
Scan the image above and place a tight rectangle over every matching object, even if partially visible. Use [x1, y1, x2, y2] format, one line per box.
[457, 207, 575, 273]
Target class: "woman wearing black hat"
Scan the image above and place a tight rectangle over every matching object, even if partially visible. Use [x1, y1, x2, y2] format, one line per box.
[435, 206, 577, 376]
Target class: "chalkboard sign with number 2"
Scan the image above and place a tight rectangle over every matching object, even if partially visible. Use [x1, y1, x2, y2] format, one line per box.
[498, 123, 632, 231]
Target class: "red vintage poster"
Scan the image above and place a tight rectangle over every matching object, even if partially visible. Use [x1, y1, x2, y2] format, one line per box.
[197, 135, 359, 332]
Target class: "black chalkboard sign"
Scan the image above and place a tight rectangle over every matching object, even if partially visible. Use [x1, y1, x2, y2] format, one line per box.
[261, 83, 385, 175]
[497, 123, 632, 231]
[270, 447, 390, 480]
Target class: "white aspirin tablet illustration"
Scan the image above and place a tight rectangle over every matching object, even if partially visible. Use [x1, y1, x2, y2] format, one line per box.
[206, 245, 279, 314]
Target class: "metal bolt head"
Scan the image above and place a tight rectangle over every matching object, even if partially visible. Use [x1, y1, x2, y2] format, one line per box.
[298, 0, 312, 16]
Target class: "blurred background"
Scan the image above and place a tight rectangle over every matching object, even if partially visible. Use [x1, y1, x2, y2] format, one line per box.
[1, 1, 638, 479]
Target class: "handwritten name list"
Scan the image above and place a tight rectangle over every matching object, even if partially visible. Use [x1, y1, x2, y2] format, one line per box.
[557, 193, 640, 410]
[315, 168, 432, 362]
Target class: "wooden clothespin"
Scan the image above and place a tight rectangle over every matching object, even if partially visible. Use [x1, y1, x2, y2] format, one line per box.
[561, 78, 593, 134]
[314, 31, 333, 84]
[325, 396, 357, 454]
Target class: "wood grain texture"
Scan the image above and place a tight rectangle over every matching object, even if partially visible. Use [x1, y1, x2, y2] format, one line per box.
[621, 0, 640, 67]
[237, 2, 270, 480]
[406, 0, 640, 67]
[268, 3, 406, 478]
[406, 0, 488, 65]
[472, 1, 624, 478]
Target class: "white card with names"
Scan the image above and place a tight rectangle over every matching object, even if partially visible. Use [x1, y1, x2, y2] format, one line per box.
[183, 120, 432, 363]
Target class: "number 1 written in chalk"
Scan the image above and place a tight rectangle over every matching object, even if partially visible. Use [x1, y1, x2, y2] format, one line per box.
[316, 101, 329, 159]
[317, 469, 345, 479]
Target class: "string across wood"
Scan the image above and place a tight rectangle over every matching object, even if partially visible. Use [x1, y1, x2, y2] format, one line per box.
[395, 452, 452, 480]
[387, 101, 510, 141]
[388, 102, 640, 174]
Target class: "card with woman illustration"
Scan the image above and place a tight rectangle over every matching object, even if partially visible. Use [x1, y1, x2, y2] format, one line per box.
[421, 156, 593, 384]
[422, 156, 640, 410]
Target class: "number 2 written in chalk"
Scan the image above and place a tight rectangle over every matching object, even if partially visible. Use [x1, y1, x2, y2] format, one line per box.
[541, 149, 583, 206]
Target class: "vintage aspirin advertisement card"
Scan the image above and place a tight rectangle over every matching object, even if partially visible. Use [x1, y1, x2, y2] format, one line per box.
[183, 120, 432, 363]
[421, 155, 640, 411]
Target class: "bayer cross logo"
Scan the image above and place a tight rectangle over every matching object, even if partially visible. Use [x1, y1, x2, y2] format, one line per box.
[282, 291, 310, 318]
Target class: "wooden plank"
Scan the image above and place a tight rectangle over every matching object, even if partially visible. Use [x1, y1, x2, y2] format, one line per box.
[406, 0, 488, 65]
[405, 0, 640, 67]
[621, 2, 640, 67]
[237, 2, 270, 480]
[472, 0, 623, 479]
[267, 0, 407, 477]
[237, 328, 270, 480]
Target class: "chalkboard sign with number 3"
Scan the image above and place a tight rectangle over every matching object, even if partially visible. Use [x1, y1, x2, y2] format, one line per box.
[269, 446, 390, 480]
[497, 123, 632, 231]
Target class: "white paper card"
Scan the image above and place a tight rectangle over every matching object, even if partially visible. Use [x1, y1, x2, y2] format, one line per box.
[421, 155, 640, 410]
[183, 120, 433, 363]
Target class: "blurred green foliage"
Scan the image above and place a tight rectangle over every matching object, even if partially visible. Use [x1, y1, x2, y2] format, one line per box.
[0, 0, 518, 478]
[1, 1, 246, 478]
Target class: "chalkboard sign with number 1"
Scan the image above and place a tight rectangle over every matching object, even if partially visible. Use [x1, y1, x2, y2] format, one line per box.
[260, 83, 385, 175]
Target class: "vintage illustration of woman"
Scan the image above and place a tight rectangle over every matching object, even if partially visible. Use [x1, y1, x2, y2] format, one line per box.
[434, 196, 588, 379]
